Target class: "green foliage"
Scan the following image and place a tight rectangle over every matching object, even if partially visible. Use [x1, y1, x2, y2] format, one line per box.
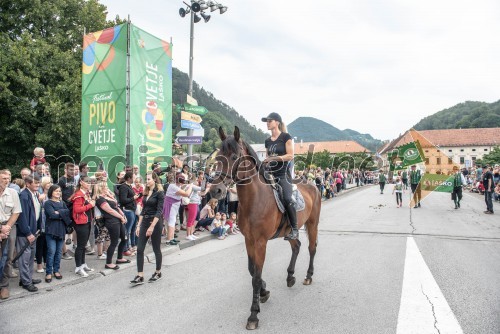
[0, 0, 124, 174]
[295, 150, 375, 170]
[414, 100, 500, 130]
[288, 117, 383, 152]
[475, 146, 500, 166]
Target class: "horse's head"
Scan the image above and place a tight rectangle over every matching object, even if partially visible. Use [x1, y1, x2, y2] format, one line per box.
[209, 126, 253, 200]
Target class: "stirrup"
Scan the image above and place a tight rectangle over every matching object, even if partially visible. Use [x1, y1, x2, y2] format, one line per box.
[284, 229, 299, 240]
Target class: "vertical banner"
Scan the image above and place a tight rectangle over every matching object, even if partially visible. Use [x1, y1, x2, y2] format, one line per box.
[129, 24, 173, 175]
[81, 24, 128, 171]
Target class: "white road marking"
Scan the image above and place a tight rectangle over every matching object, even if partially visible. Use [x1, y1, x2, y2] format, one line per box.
[397, 237, 463, 334]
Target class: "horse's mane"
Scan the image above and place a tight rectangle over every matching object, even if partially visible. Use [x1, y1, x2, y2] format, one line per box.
[220, 136, 263, 174]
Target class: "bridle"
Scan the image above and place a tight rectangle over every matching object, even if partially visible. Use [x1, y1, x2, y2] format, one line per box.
[212, 143, 255, 186]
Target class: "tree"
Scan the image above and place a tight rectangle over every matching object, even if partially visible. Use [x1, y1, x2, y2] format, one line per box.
[476, 146, 500, 166]
[0, 0, 124, 174]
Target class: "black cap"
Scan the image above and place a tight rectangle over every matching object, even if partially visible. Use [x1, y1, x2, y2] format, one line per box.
[261, 112, 282, 123]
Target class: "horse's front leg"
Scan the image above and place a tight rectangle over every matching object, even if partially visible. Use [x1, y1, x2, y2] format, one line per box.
[245, 238, 268, 330]
[286, 239, 301, 287]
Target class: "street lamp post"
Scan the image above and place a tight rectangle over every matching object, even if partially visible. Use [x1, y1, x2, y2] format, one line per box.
[179, 0, 228, 161]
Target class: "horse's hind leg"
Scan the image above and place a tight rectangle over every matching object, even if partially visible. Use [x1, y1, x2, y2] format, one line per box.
[303, 218, 318, 285]
[286, 239, 301, 287]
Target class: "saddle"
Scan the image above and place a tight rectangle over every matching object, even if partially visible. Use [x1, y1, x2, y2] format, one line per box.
[264, 171, 306, 240]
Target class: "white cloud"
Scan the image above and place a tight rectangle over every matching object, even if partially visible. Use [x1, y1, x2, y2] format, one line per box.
[100, 0, 500, 141]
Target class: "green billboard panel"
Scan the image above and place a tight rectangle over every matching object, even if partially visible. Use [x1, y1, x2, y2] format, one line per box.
[129, 24, 173, 174]
[81, 24, 128, 167]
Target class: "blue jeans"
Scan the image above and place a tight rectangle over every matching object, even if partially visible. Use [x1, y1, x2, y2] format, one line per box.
[211, 226, 226, 237]
[45, 234, 63, 275]
[123, 209, 135, 250]
[0, 238, 9, 288]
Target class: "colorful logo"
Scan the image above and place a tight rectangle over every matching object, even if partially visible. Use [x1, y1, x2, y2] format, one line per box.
[82, 26, 122, 75]
[144, 101, 166, 132]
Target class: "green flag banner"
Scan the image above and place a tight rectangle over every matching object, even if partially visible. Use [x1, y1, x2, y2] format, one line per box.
[129, 24, 173, 173]
[81, 24, 128, 168]
[389, 140, 425, 171]
[419, 174, 454, 193]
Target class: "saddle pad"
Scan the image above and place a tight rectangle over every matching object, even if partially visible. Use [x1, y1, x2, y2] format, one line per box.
[273, 188, 306, 213]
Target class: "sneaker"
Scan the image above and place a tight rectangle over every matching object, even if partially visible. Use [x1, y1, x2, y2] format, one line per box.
[97, 254, 107, 260]
[148, 272, 162, 283]
[76, 268, 89, 278]
[130, 275, 144, 285]
[191, 234, 198, 240]
[185, 235, 193, 240]
[167, 239, 180, 246]
[62, 253, 73, 260]
[86, 249, 95, 255]
[217, 236, 225, 240]
[82, 264, 94, 272]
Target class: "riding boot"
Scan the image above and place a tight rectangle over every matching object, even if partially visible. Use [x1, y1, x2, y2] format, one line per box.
[284, 202, 299, 240]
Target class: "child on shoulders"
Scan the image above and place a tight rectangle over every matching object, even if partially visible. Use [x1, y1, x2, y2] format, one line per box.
[30, 147, 46, 172]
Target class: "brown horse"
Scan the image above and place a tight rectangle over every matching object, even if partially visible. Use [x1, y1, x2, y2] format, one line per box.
[209, 127, 321, 330]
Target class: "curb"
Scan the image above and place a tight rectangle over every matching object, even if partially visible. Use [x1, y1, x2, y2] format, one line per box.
[0, 232, 217, 303]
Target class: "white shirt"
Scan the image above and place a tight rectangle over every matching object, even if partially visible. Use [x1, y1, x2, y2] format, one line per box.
[165, 183, 182, 200]
[31, 190, 41, 222]
[0, 187, 22, 222]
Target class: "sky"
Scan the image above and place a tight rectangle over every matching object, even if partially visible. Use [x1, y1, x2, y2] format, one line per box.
[100, 0, 500, 141]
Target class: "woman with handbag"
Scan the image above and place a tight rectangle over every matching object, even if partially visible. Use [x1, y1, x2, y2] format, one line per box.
[70, 176, 96, 278]
[163, 173, 192, 246]
[43, 184, 72, 282]
[94, 181, 129, 270]
[130, 172, 165, 285]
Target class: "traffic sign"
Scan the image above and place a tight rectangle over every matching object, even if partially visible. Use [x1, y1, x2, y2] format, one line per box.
[177, 136, 203, 145]
[175, 104, 208, 116]
[176, 128, 205, 137]
[181, 111, 202, 123]
[187, 94, 198, 106]
[181, 119, 202, 130]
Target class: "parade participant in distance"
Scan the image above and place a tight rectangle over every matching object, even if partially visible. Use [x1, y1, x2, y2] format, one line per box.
[410, 165, 422, 208]
[451, 166, 466, 209]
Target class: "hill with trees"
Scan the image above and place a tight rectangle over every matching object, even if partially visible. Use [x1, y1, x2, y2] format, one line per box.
[288, 117, 383, 152]
[413, 100, 500, 130]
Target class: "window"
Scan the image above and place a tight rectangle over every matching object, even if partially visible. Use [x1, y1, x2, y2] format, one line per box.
[448, 150, 452, 152]
[484, 148, 488, 151]
[460, 149, 464, 152]
[436, 158, 441, 165]
[425, 158, 430, 165]
[425, 150, 429, 153]
[437, 149, 440, 152]
[460, 157, 465, 164]
[472, 156, 476, 161]
[448, 158, 453, 164]
[472, 149, 476, 152]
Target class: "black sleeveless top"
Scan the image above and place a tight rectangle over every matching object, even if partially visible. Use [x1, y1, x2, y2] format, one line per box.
[264, 132, 293, 176]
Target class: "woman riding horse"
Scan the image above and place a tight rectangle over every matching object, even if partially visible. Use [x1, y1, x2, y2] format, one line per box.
[209, 126, 321, 330]
[261, 112, 298, 240]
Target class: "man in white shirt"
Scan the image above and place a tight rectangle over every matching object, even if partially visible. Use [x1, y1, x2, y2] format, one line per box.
[0, 169, 22, 299]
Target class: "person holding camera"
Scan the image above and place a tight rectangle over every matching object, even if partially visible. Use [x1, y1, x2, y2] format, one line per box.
[163, 173, 192, 246]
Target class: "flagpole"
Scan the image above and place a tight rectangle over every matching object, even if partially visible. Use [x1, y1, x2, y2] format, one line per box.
[125, 16, 131, 166]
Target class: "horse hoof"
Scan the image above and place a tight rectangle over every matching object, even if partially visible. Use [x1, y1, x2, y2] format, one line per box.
[303, 278, 312, 285]
[287, 277, 296, 288]
[260, 291, 271, 303]
[246, 320, 259, 330]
